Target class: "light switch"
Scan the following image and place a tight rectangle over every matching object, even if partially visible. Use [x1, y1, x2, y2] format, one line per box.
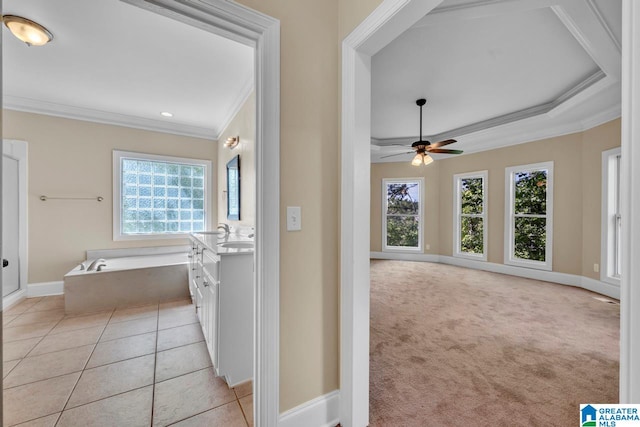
[287, 206, 302, 231]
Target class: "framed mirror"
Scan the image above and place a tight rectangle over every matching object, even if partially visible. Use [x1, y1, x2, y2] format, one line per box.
[226, 155, 241, 220]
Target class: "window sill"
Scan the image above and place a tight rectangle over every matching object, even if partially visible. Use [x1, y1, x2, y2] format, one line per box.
[383, 247, 423, 253]
[453, 252, 487, 262]
[504, 257, 552, 271]
[113, 232, 193, 242]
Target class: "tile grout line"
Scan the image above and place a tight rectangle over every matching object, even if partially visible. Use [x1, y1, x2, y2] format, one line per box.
[2, 305, 108, 426]
[20, 311, 69, 360]
[238, 394, 251, 427]
[150, 304, 160, 427]
[2, 355, 94, 391]
[55, 384, 155, 416]
[2, 298, 204, 426]
[54, 308, 117, 427]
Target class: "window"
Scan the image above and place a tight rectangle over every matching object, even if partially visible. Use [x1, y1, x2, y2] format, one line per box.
[601, 147, 621, 285]
[504, 162, 553, 270]
[113, 150, 211, 240]
[454, 171, 488, 261]
[382, 178, 423, 252]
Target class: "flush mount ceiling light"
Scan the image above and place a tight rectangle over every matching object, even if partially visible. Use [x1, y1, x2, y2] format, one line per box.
[224, 136, 239, 149]
[381, 98, 463, 166]
[3, 15, 53, 46]
[160, 111, 173, 117]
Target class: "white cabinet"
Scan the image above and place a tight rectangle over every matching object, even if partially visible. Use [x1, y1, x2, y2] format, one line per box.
[189, 235, 253, 387]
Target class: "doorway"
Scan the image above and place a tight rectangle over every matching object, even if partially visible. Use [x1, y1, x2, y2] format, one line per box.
[341, 0, 639, 425]
[122, 3, 282, 424]
[2, 140, 28, 306]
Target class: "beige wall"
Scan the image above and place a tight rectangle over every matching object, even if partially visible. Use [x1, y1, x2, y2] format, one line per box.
[371, 119, 621, 278]
[371, 161, 441, 253]
[234, 0, 342, 412]
[581, 119, 622, 279]
[3, 110, 217, 283]
[217, 92, 256, 229]
[339, 0, 384, 39]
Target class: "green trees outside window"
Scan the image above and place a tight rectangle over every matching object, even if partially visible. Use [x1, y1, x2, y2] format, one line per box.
[459, 176, 485, 255]
[454, 172, 487, 259]
[513, 170, 548, 262]
[506, 162, 553, 270]
[384, 180, 422, 250]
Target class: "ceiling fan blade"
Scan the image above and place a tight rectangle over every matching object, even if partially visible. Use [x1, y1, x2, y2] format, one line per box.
[427, 148, 463, 154]
[428, 139, 457, 149]
[380, 151, 414, 159]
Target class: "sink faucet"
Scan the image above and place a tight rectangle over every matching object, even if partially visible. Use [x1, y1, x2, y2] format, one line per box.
[87, 258, 106, 271]
[217, 224, 230, 234]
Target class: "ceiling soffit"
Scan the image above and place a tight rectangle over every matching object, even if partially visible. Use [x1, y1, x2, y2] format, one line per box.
[371, 0, 621, 161]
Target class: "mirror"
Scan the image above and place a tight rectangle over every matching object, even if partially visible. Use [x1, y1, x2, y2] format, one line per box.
[226, 155, 241, 220]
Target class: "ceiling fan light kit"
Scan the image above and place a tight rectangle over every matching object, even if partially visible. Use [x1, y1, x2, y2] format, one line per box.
[380, 98, 463, 165]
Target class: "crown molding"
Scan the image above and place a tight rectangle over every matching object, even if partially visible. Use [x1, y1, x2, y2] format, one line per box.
[4, 95, 217, 140]
[214, 77, 255, 140]
[371, 103, 621, 161]
[372, 0, 621, 163]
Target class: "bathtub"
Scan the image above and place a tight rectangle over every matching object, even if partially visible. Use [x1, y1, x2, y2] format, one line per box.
[64, 249, 189, 314]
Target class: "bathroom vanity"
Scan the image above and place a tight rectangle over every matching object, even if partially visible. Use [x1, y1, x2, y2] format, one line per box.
[188, 232, 254, 386]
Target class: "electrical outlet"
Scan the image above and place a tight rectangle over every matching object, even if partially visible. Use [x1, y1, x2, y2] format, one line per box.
[425, 244, 431, 250]
[594, 263, 599, 273]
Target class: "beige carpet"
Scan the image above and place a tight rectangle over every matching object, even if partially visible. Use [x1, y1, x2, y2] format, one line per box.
[369, 260, 620, 426]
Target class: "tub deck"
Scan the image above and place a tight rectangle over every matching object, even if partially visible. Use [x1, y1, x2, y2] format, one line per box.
[64, 252, 189, 314]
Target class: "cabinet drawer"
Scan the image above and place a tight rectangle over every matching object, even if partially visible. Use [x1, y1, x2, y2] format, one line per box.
[202, 250, 220, 282]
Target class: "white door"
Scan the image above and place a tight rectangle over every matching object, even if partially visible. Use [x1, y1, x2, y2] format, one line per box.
[3, 154, 20, 297]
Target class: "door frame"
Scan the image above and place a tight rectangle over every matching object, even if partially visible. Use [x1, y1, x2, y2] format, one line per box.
[341, 0, 640, 425]
[2, 139, 28, 307]
[620, 0, 640, 403]
[340, 2, 443, 425]
[122, 1, 280, 425]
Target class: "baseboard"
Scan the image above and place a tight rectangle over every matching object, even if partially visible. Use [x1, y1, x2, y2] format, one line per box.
[3, 289, 27, 310]
[439, 255, 581, 287]
[27, 281, 64, 297]
[371, 252, 620, 300]
[370, 251, 439, 263]
[581, 276, 620, 300]
[279, 390, 340, 427]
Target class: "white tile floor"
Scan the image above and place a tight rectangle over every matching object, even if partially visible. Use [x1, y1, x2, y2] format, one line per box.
[3, 295, 253, 426]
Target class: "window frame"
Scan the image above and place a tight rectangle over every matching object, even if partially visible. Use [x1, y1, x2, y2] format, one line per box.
[453, 170, 488, 261]
[113, 150, 212, 241]
[504, 161, 554, 271]
[382, 177, 424, 253]
[601, 147, 622, 285]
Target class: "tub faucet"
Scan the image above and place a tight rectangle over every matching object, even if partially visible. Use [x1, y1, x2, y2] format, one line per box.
[217, 224, 230, 234]
[87, 258, 106, 271]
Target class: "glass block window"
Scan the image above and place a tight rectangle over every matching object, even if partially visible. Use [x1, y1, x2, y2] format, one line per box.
[113, 151, 211, 240]
[504, 162, 554, 270]
[382, 178, 423, 252]
[453, 171, 487, 261]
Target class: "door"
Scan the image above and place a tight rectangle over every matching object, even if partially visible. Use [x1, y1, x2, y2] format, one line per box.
[3, 154, 20, 297]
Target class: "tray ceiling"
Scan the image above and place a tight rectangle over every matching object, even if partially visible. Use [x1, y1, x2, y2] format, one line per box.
[372, 0, 621, 163]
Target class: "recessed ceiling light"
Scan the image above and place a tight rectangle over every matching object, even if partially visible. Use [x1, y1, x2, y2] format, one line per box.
[160, 112, 173, 118]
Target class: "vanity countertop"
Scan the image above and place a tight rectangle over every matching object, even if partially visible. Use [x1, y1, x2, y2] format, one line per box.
[191, 232, 254, 256]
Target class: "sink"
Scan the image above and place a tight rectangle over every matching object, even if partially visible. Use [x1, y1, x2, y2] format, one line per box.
[218, 241, 254, 249]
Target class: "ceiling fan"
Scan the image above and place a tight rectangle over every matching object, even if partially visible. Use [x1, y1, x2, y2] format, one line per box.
[381, 98, 463, 166]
